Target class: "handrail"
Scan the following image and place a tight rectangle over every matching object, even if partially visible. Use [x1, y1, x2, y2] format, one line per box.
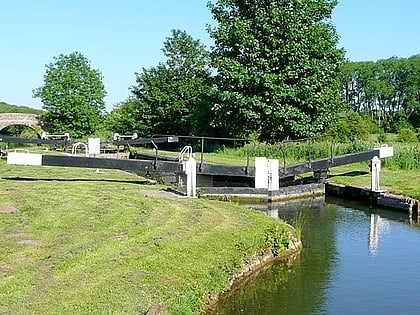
[278, 134, 336, 174]
[14, 148, 29, 153]
[178, 146, 193, 162]
[72, 142, 88, 157]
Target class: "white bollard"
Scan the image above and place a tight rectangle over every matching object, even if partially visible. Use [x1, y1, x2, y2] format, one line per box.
[255, 157, 279, 190]
[88, 138, 100, 156]
[371, 156, 381, 191]
[184, 156, 197, 197]
[255, 157, 268, 188]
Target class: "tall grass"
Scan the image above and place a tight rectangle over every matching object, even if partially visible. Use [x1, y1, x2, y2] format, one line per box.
[137, 135, 420, 171]
[215, 139, 420, 171]
[222, 139, 371, 165]
[382, 143, 420, 170]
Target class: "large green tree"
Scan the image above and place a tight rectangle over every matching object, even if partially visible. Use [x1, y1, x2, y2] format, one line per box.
[208, 0, 345, 141]
[33, 51, 106, 139]
[127, 29, 213, 136]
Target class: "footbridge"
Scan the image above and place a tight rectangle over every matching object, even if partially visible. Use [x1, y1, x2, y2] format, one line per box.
[0, 113, 43, 131]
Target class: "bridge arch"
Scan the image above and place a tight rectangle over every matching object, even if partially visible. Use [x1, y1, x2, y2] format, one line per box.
[0, 113, 44, 134]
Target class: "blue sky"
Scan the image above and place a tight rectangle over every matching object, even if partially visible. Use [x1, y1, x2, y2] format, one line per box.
[1, 0, 419, 112]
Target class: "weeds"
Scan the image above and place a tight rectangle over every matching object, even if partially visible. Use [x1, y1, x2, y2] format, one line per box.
[264, 225, 289, 256]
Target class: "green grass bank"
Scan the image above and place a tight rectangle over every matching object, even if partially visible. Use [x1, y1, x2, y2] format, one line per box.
[327, 162, 420, 200]
[0, 159, 299, 315]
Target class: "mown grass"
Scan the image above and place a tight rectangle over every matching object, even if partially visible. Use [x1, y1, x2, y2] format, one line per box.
[327, 162, 420, 200]
[0, 158, 295, 315]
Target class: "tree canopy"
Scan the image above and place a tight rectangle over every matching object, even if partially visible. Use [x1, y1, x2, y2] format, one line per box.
[33, 51, 106, 139]
[208, 0, 345, 141]
[119, 29, 213, 137]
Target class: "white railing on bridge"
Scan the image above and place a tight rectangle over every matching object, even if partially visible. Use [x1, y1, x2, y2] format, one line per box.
[41, 132, 71, 140]
[113, 133, 138, 141]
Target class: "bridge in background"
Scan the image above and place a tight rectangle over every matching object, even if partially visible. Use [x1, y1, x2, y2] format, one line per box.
[0, 113, 43, 131]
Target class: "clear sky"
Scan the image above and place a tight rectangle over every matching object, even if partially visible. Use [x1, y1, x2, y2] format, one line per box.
[1, 0, 419, 112]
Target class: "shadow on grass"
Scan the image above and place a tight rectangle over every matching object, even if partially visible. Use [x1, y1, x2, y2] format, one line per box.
[2, 176, 152, 185]
[328, 170, 369, 178]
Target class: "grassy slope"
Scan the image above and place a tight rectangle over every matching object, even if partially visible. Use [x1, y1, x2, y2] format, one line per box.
[0, 101, 44, 114]
[0, 159, 295, 315]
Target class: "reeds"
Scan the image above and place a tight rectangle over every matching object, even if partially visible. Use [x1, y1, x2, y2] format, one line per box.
[227, 139, 420, 171]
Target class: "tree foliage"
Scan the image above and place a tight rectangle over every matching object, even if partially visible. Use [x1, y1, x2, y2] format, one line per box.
[120, 29, 213, 137]
[103, 99, 143, 136]
[340, 55, 420, 132]
[326, 111, 370, 142]
[33, 51, 106, 139]
[208, 0, 345, 142]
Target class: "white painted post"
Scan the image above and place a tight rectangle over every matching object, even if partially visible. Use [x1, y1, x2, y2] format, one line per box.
[268, 159, 279, 191]
[256, 157, 279, 190]
[255, 157, 268, 189]
[371, 156, 381, 191]
[185, 156, 197, 197]
[7, 152, 42, 166]
[88, 138, 100, 156]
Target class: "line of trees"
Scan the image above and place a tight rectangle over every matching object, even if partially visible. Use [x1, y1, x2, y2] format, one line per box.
[31, 1, 420, 144]
[33, 0, 345, 143]
[340, 55, 420, 132]
[107, 0, 345, 142]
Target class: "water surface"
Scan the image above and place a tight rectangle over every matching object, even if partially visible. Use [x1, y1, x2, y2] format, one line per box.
[212, 197, 420, 314]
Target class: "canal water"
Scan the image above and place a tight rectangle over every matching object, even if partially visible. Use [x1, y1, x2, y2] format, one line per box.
[211, 197, 420, 315]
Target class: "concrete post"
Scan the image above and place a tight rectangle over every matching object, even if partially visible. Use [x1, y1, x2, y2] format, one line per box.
[371, 156, 381, 191]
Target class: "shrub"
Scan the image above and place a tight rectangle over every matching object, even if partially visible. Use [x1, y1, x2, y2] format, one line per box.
[397, 128, 418, 143]
[326, 111, 370, 142]
[377, 130, 388, 143]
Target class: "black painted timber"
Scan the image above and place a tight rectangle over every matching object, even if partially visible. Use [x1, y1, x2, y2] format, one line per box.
[199, 149, 381, 178]
[41, 155, 180, 175]
[36, 148, 383, 181]
[112, 136, 169, 146]
[134, 148, 382, 179]
[0, 135, 70, 145]
[199, 163, 255, 178]
[278, 149, 381, 177]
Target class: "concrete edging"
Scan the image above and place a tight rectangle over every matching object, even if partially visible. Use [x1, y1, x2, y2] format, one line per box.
[325, 183, 420, 213]
[200, 182, 325, 202]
